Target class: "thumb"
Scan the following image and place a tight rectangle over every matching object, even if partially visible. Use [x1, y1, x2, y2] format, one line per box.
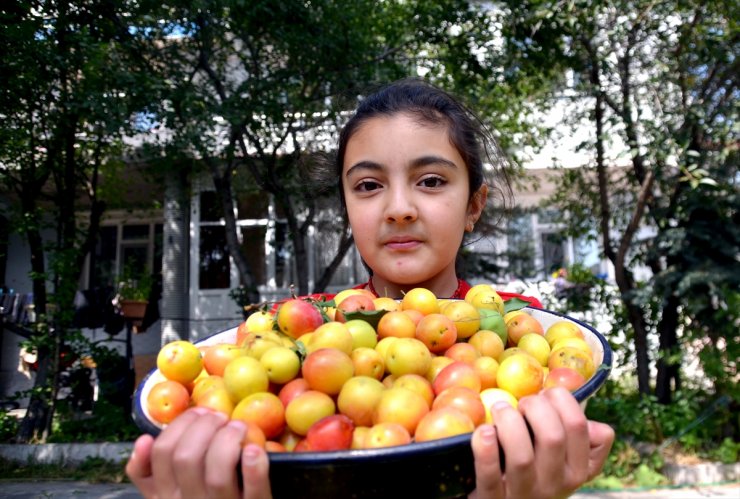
[587, 420, 615, 481]
[241, 444, 273, 499]
[126, 434, 156, 498]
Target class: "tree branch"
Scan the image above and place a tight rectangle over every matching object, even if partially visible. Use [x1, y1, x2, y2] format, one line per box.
[616, 170, 655, 269]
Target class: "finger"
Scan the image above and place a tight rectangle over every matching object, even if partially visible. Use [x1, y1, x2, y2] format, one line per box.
[173, 410, 230, 499]
[202, 420, 248, 499]
[518, 393, 566, 494]
[151, 407, 210, 498]
[586, 420, 615, 481]
[492, 402, 535, 495]
[543, 388, 590, 489]
[241, 444, 273, 499]
[469, 424, 505, 499]
[126, 434, 156, 499]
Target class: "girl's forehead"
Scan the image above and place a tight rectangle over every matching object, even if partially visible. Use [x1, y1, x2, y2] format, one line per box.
[342, 114, 466, 178]
[354, 112, 447, 135]
[344, 114, 453, 156]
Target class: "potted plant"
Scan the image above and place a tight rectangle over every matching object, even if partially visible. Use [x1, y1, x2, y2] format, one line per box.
[116, 268, 153, 329]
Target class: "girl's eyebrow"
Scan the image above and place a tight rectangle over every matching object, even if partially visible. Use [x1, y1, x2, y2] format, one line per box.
[410, 155, 459, 170]
[345, 155, 459, 178]
[345, 160, 382, 178]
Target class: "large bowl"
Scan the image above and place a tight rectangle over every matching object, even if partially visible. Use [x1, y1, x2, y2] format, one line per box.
[133, 306, 612, 499]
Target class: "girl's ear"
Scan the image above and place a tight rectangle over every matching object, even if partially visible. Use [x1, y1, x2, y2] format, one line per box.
[466, 184, 488, 232]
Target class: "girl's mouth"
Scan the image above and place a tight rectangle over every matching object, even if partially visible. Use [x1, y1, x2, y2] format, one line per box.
[384, 237, 422, 251]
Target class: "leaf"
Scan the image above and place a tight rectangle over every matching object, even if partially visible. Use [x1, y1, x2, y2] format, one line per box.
[504, 298, 531, 314]
[294, 340, 307, 363]
[341, 309, 389, 330]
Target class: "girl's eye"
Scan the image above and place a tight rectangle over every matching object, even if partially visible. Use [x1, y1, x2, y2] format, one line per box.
[355, 180, 382, 192]
[419, 176, 446, 188]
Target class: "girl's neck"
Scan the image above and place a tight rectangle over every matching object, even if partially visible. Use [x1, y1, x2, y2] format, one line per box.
[367, 274, 464, 299]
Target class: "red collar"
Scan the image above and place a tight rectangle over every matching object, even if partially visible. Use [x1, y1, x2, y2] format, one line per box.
[355, 279, 543, 308]
[361, 278, 470, 300]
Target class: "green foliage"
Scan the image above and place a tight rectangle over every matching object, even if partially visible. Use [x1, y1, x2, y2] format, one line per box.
[586, 439, 667, 488]
[499, 0, 739, 404]
[0, 1, 160, 441]
[632, 463, 669, 488]
[709, 438, 740, 465]
[126, 0, 553, 296]
[586, 383, 737, 460]
[48, 398, 139, 443]
[0, 410, 20, 442]
[116, 265, 153, 301]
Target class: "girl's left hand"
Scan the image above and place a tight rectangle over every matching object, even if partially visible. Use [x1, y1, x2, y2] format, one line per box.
[469, 387, 615, 499]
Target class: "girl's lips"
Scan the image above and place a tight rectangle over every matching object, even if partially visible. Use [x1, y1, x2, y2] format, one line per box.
[384, 238, 422, 250]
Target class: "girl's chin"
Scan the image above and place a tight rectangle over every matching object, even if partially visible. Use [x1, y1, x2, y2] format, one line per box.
[375, 268, 442, 289]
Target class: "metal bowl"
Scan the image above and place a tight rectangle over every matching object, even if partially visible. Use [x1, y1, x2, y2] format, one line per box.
[133, 306, 612, 499]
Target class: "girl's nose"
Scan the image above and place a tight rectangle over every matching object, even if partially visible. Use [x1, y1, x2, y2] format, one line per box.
[384, 186, 417, 224]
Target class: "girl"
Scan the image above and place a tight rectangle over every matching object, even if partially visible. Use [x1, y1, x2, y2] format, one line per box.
[126, 78, 614, 499]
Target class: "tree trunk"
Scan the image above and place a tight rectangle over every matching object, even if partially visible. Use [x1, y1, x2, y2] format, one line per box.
[587, 55, 652, 394]
[313, 227, 354, 293]
[17, 226, 52, 442]
[275, 189, 311, 296]
[211, 164, 261, 306]
[613, 270, 652, 395]
[655, 293, 681, 403]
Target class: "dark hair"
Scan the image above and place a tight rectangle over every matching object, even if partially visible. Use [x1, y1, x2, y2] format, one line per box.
[335, 77, 512, 210]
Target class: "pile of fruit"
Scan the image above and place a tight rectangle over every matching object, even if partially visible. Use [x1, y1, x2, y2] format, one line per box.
[145, 284, 596, 452]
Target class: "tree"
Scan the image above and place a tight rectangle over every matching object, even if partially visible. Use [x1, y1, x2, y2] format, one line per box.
[0, 1, 154, 441]
[122, 0, 555, 304]
[497, 0, 738, 401]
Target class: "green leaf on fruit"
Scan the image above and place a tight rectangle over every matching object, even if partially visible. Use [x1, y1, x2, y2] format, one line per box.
[504, 298, 530, 314]
[342, 309, 389, 329]
[318, 307, 333, 324]
[294, 340, 307, 362]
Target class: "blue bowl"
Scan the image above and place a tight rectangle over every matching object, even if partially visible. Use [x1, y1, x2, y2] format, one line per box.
[133, 307, 612, 498]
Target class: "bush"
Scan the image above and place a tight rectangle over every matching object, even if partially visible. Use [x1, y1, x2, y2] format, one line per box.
[586, 381, 737, 476]
[0, 410, 20, 443]
[48, 398, 139, 443]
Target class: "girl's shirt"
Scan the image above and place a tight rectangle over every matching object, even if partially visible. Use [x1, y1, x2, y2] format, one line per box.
[292, 279, 543, 309]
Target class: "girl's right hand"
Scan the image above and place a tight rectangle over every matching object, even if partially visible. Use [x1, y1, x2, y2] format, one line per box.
[125, 407, 273, 499]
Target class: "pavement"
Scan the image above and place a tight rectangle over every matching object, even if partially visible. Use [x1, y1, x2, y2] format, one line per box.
[0, 481, 738, 498]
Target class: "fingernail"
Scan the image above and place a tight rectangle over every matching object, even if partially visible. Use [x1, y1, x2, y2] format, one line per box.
[493, 401, 511, 411]
[479, 425, 496, 445]
[243, 444, 261, 465]
[212, 410, 228, 422]
[191, 406, 209, 415]
[228, 419, 246, 433]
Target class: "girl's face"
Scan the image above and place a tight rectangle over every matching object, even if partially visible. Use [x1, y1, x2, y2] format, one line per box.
[342, 113, 487, 297]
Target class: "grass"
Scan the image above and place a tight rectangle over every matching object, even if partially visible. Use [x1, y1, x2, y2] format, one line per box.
[0, 456, 130, 483]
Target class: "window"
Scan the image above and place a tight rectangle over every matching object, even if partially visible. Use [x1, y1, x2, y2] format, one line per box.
[199, 226, 231, 289]
[88, 223, 162, 290]
[506, 210, 536, 279]
[541, 232, 566, 275]
[239, 225, 267, 287]
[272, 222, 295, 289]
[199, 192, 231, 289]
[197, 187, 359, 294]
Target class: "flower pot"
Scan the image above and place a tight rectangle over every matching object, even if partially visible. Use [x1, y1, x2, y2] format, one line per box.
[119, 299, 148, 332]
